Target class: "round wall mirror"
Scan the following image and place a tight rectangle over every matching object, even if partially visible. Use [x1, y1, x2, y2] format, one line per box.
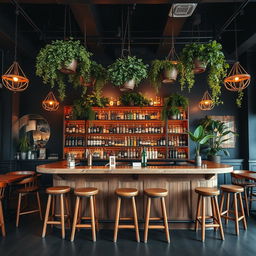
[19, 114, 50, 148]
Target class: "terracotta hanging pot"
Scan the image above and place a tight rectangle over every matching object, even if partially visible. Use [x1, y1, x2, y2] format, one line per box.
[80, 76, 96, 87]
[193, 58, 207, 74]
[60, 59, 77, 74]
[162, 67, 178, 83]
[120, 79, 135, 92]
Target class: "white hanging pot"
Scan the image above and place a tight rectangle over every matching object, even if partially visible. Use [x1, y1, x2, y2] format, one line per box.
[60, 59, 77, 74]
[193, 58, 207, 74]
[162, 67, 178, 83]
[120, 79, 135, 92]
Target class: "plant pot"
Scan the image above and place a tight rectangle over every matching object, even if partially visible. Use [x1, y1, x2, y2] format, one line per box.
[120, 79, 135, 92]
[208, 155, 221, 163]
[193, 58, 207, 74]
[80, 76, 96, 87]
[60, 59, 77, 74]
[162, 67, 178, 83]
[21, 152, 27, 160]
[195, 155, 202, 167]
[169, 114, 178, 120]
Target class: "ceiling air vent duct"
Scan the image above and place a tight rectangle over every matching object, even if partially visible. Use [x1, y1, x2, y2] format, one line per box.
[169, 3, 197, 18]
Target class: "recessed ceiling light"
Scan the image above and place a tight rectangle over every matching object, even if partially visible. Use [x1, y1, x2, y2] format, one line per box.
[169, 3, 197, 18]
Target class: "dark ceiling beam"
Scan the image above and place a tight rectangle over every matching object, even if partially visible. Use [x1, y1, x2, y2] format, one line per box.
[156, 17, 187, 58]
[70, 3, 106, 57]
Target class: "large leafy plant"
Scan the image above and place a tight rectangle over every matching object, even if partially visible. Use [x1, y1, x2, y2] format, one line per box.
[120, 92, 150, 107]
[181, 40, 229, 104]
[162, 93, 189, 120]
[107, 56, 148, 87]
[149, 60, 185, 92]
[201, 116, 237, 156]
[187, 125, 214, 156]
[36, 39, 92, 100]
[71, 99, 95, 120]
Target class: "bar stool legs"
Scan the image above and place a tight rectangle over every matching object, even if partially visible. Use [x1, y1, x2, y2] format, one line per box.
[113, 188, 140, 243]
[220, 185, 247, 236]
[0, 199, 5, 237]
[70, 188, 99, 242]
[144, 189, 170, 243]
[42, 186, 71, 239]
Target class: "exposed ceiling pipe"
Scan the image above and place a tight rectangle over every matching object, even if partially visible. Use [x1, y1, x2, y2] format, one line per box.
[216, 0, 250, 39]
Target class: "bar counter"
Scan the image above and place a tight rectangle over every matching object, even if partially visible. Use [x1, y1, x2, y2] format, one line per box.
[37, 161, 233, 229]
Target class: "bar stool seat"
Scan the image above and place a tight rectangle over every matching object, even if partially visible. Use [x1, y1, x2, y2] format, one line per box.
[144, 188, 168, 197]
[42, 186, 71, 239]
[46, 186, 71, 194]
[113, 188, 140, 242]
[115, 188, 138, 197]
[220, 184, 247, 235]
[144, 188, 170, 243]
[195, 187, 224, 242]
[17, 186, 39, 193]
[71, 187, 99, 242]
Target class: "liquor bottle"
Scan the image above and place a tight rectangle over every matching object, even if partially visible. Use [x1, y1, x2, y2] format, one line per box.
[141, 147, 147, 167]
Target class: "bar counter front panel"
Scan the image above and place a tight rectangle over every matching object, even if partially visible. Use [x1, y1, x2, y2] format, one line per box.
[37, 161, 233, 229]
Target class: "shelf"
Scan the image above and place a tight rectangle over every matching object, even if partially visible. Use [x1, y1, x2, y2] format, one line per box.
[92, 106, 163, 111]
[87, 120, 164, 123]
[85, 146, 167, 148]
[65, 133, 86, 136]
[86, 133, 165, 136]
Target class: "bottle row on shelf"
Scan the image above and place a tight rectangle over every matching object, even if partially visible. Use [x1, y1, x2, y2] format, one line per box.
[169, 149, 187, 159]
[87, 125, 164, 134]
[168, 125, 187, 134]
[168, 135, 188, 147]
[87, 136, 167, 147]
[94, 111, 161, 121]
[65, 124, 85, 134]
[65, 137, 86, 147]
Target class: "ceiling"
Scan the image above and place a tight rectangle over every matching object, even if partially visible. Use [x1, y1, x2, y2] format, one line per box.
[0, 0, 255, 63]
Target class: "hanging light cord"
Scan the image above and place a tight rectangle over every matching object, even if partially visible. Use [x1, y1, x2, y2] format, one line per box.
[14, 6, 18, 61]
[234, 17, 238, 61]
[63, 5, 67, 39]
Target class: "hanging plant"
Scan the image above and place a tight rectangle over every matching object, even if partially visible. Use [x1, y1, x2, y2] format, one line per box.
[162, 93, 189, 120]
[149, 60, 185, 93]
[120, 92, 150, 107]
[107, 56, 148, 91]
[36, 39, 92, 100]
[181, 40, 229, 105]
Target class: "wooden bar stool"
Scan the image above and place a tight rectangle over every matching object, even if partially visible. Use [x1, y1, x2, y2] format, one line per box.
[42, 186, 71, 239]
[195, 187, 224, 242]
[220, 184, 247, 235]
[0, 182, 6, 237]
[16, 175, 42, 227]
[144, 188, 170, 243]
[71, 187, 99, 242]
[113, 188, 140, 242]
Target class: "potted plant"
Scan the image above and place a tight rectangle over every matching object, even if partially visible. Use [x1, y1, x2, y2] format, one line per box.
[107, 56, 148, 91]
[120, 92, 150, 107]
[71, 99, 95, 121]
[149, 60, 185, 92]
[162, 93, 189, 120]
[187, 125, 214, 166]
[180, 40, 229, 104]
[18, 135, 30, 160]
[36, 39, 92, 100]
[201, 116, 237, 163]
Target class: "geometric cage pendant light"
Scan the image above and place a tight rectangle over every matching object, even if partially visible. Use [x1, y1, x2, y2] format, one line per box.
[1, 8, 29, 92]
[199, 90, 214, 111]
[224, 61, 250, 91]
[42, 91, 59, 112]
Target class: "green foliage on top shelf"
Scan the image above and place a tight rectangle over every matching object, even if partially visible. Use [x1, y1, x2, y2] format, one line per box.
[18, 135, 30, 152]
[36, 39, 92, 100]
[162, 93, 189, 120]
[72, 99, 95, 120]
[120, 92, 150, 107]
[149, 60, 185, 92]
[200, 116, 237, 156]
[180, 40, 229, 104]
[84, 91, 109, 107]
[107, 56, 148, 87]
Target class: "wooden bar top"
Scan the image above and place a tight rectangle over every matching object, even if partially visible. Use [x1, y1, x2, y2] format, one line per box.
[37, 161, 233, 175]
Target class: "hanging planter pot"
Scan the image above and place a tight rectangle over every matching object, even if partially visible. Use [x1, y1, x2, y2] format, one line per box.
[80, 76, 96, 87]
[162, 66, 178, 83]
[60, 59, 78, 74]
[193, 58, 207, 74]
[120, 79, 135, 92]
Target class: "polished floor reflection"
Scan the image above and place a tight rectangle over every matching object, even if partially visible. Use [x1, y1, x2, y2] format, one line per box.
[0, 214, 256, 256]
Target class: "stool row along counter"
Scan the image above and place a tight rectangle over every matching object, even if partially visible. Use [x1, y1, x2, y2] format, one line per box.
[0, 170, 255, 243]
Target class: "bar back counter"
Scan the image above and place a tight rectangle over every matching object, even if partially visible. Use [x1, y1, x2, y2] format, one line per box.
[37, 160, 233, 229]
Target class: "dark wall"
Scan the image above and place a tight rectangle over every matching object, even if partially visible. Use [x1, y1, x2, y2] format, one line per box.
[16, 53, 246, 160]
